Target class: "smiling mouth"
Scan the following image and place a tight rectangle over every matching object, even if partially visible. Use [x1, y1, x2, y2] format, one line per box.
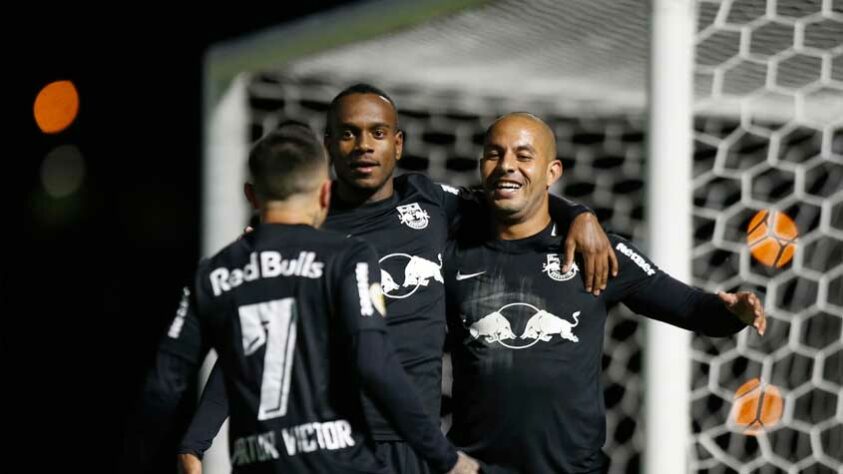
[485, 179, 524, 200]
[493, 181, 522, 190]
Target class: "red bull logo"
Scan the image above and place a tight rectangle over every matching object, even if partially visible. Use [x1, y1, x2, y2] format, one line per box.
[468, 302, 581, 349]
[522, 310, 580, 343]
[378, 253, 444, 299]
[396, 202, 430, 230]
[469, 311, 516, 343]
[542, 254, 579, 282]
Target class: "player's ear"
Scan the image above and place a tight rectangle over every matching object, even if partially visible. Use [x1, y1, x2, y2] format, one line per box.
[394, 128, 404, 162]
[244, 182, 259, 210]
[319, 178, 331, 211]
[547, 159, 563, 187]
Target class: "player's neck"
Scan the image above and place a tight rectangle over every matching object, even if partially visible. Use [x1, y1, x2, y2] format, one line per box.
[335, 179, 395, 206]
[260, 200, 320, 227]
[494, 203, 552, 240]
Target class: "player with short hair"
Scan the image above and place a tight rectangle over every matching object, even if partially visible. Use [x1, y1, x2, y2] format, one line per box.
[122, 122, 480, 474]
[443, 113, 766, 473]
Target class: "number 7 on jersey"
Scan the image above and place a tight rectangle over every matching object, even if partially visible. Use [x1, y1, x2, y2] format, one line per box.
[239, 298, 298, 421]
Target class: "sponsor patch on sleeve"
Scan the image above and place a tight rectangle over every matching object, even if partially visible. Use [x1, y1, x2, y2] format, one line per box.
[355, 263, 374, 317]
[615, 242, 656, 276]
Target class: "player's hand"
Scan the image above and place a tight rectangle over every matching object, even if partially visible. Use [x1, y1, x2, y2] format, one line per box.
[718, 291, 766, 336]
[177, 453, 202, 474]
[448, 451, 480, 474]
[564, 212, 618, 296]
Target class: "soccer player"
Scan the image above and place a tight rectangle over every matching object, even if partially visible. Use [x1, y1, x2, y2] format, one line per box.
[177, 85, 617, 473]
[122, 122, 479, 473]
[443, 113, 767, 473]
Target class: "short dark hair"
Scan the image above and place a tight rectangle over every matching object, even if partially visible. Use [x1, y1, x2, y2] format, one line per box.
[248, 121, 327, 201]
[326, 83, 398, 134]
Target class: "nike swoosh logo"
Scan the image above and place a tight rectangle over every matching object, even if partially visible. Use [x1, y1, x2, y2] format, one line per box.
[456, 271, 486, 281]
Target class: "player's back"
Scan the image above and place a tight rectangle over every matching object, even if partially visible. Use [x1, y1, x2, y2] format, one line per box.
[194, 223, 386, 473]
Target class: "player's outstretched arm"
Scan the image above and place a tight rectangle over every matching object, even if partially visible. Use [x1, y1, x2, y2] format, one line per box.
[607, 237, 761, 337]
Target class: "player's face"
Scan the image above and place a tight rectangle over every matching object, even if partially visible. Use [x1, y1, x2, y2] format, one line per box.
[325, 93, 403, 195]
[481, 116, 559, 221]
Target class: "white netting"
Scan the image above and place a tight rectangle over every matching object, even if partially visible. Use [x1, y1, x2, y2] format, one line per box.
[228, 0, 841, 471]
[691, 1, 842, 473]
[284, 0, 650, 113]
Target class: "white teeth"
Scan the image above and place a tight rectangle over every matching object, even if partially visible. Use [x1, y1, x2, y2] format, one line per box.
[496, 183, 521, 189]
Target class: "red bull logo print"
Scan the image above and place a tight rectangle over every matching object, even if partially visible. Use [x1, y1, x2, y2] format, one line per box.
[542, 254, 579, 282]
[468, 302, 581, 349]
[396, 203, 430, 230]
[378, 253, 443, 299]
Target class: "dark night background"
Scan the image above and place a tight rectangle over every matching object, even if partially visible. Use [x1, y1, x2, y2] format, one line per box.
[11, 4, 357, 471]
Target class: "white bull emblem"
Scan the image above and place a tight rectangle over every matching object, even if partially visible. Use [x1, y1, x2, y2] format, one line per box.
[380, 270, 400, 294]
[469, 311, 517, 343]
[521, 310, 581, 343]
[378, 253, 444, 299]
[403, 254, 444, 287]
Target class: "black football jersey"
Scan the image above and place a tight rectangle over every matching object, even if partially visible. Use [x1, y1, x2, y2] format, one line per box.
[160, 223, 391, 473]
[444, 223, 747, 473]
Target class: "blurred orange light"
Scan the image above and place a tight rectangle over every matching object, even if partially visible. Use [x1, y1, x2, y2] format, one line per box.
[34, 80, 79, 134]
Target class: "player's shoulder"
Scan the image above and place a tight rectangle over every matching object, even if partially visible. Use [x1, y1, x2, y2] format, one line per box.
[204, 226, 355, 266]
[403, 173, 465, 198]
[195, 256, 214, 274]
[304, 227, 371, 256]
[339, 233, 376, 254]
[318, 232, 378, 264]
[608, 233, 643, 251]
[395, 172, 432, 187]
[607, 232, 632, 247]
[190, 255, 226, 302]
[394, 172, 440, 198]
[200, 237, 248, 272]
